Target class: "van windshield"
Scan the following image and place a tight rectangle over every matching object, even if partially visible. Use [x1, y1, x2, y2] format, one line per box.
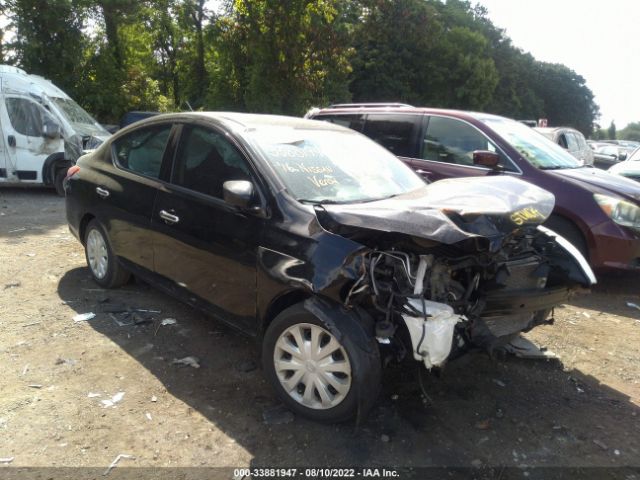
[480, 117, 581, 170]
[51, 97, 109, 135]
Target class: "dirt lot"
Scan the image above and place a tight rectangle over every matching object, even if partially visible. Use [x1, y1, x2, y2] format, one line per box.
[1, 188, 639, 477]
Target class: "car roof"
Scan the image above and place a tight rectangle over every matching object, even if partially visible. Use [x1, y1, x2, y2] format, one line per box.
[534, 126, 581, 135]
[133, 111, 348, 135]
[312, 105, 508, 122]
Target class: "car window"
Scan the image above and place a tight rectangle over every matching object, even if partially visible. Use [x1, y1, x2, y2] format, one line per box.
[422, 116, 514, 171]
[5, 97, 54, 137]
[113, 124, 172, 178]
[172, 126, 251, 199]
[361, 114, 421, 157]
[566, 133, 579, 152]
[557, 134, 568, 149]
[314, 114, 365, 132]
[248, 127, 424, 204]
[575, 132, 587, 149]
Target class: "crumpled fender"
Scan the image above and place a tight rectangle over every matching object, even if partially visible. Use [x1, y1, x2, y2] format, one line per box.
[537, 225, 597, 286]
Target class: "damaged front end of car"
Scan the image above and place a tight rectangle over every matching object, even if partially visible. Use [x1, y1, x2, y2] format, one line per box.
[315, 176, 595, 370]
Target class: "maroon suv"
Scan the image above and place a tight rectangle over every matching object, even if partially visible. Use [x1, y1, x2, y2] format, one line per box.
[307, 105, 640, 272]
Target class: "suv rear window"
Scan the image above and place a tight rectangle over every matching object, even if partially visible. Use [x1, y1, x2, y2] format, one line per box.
[361, 114, 421, 157]
[314, 114, 365, 132]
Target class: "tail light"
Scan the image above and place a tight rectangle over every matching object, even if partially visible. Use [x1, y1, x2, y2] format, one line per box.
[66, 165, 80, 180]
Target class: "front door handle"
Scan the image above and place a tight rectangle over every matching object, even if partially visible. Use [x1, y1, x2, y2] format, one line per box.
[96, 187, 110, 198]
[7, 135, 15, 147]
[159, 210, 180, 224]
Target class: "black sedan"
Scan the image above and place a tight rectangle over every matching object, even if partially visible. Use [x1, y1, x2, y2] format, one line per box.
[65, 113, 595, 422]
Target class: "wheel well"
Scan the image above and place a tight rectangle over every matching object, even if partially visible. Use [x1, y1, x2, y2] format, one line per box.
[41, 153, 68, 186]
[261, 290, 311, 337]
[78, 214, 96, 245]
[545, 213, 589, 258]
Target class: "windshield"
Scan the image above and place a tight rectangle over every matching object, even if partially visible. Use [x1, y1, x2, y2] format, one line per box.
[481, 117, 581, 169]
[628, 147, 640, 162]
[248, 128, 425, 204]
[51, 97, 109, 135]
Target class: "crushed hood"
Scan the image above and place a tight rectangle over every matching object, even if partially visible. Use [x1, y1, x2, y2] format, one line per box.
[317, 176, 555, 247]
[550, 167, 640, 202]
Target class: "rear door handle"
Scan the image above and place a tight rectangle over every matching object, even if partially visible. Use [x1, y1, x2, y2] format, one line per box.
[96, 187, 110, 198]
[159, 210, 180, 224]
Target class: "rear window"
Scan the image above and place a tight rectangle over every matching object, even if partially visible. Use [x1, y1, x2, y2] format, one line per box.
[361, 114, 421, 157]
[112, 125, 172, 178]
[314, 114, 365, 132]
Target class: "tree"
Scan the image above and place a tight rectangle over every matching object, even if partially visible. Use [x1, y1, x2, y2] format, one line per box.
[608, 120, 617, 140]
[619, 122, 640, 142]
[2, 0, 87, 96]
[208, 0, 353, 114]
[531, 63, 599, 136]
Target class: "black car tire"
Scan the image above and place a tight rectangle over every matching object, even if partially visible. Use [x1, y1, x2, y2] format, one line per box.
[262, 302, 381, 423]
[54, 168, 66, 196]
[544, 215, 588, 260]
[84, 220, 130, 288]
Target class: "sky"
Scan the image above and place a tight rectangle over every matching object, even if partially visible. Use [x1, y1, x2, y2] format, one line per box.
[477, 0, 640, 129]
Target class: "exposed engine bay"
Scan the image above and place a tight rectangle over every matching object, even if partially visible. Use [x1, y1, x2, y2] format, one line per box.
[340, 225, 593, 369]
[315, 177, 596, 370]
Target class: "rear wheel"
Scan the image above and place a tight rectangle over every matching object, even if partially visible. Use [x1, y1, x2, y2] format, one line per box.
[84, 220, 130, 288]
[54, 168, 66, 196]
[544, 215, 588, 259]
[262, 303, 380, 423]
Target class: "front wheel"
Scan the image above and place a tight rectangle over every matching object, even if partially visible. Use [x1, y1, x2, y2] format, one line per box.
[84, 220, 130, 288]
[262, 302, 381, 423]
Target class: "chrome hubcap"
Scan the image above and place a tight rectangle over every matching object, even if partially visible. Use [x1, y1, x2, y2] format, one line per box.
[274, 323, 352, 410]
[86, 229, 108, 280]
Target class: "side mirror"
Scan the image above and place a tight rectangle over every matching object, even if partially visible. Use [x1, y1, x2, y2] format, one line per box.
[223, 180, 254, 209]
[43, 119, 61, 140]
[619, 152, 628, 161]
[472, 150, 501, 169]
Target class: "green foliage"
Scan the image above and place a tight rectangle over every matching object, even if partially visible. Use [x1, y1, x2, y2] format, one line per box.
[608, 120, 617, 140]
[619, 122, 640, 142]
[0, 0, 601, 131]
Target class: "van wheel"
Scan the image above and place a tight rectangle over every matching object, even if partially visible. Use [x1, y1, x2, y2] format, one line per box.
[54, 168, 66, 196]
[262, 303, 381, 423]
[84, 220, 130, 288]
[544, 215, 588, 259]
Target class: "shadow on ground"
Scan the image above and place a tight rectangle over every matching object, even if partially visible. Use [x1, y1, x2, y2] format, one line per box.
[567, 272, 640, 319]
[57, 267, 640, 469]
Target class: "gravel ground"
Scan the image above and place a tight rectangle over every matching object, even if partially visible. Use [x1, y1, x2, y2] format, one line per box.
[0, 188, 639, 478]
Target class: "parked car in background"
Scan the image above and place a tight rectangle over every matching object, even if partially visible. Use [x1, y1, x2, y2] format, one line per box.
[609, 147, 640, 182]
[119, 111, 159, 129]
[534, 126, 594, 166]
[0, 65, 111, 195]
[592, 144, 632, 169]
[64, 112, 594, 422]
[307, 105, 640, 272]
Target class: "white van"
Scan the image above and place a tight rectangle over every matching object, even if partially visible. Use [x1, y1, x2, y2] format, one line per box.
[0, 65, 110, 194]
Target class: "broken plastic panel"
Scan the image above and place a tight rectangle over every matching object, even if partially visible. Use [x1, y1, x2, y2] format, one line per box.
[402, 298, 465, 369]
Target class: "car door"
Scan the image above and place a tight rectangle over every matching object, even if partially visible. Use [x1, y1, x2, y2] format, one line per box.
[152, 123, 263, 333]
[411, 115, 516, 182]
[99, 122, 175, 272]
[0, 95, 63, 183]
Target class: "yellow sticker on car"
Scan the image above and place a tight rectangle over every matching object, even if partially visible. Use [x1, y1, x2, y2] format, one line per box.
[510, 207, 545, 225]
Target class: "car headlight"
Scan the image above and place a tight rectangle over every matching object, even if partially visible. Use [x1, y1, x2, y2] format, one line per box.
[594, 193, 640, 229]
